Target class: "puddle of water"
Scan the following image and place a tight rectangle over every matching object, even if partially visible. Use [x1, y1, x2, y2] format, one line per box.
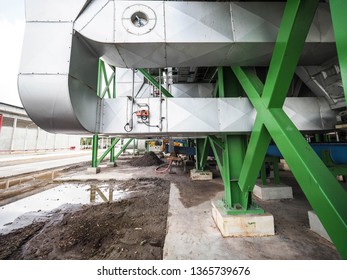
[0, 183, 129, 231]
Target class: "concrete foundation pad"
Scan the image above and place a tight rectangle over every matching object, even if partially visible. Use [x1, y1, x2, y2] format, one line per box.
[211, 200, 275, 237]
[107, 162, 117, 168]
[87, 167, 101, 174]
[253, 183, 293, 200]
[308, 210, 332, 242]
[190, 169, 213, 181]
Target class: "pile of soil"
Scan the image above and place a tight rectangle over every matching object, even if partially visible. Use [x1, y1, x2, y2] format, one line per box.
[130, 152, 164, 167]
[0, 178, 170, 260]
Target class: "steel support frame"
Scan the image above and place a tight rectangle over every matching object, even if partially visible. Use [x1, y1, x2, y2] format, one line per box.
[91, 136, 134, 167]
[208, 67, 261, 213]
[97, 59, 116, 99]
[96, 138, 120, 166]
[231, 0, 347, 258]
[114, 138, 134, 160]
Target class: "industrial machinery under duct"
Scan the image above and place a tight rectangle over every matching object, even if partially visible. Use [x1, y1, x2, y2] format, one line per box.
[18, 0, 347, 258]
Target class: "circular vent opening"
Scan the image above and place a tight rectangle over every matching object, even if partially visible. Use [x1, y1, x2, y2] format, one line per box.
[131, 11, 148, 27]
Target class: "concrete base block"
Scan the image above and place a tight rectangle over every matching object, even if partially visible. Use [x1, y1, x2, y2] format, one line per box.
[253, 183, 293, 200]
[107, 162, 117, 168]
[308, 210, 332, 242]
[190, 169, 213, 181]
[87, 167, 101, 174]
[211, 200, 275, 237]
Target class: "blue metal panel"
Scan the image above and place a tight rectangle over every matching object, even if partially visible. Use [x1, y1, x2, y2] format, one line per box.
[267, 143, 347, 165]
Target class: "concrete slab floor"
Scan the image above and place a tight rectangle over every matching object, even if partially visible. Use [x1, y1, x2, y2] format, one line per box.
[164, 172, 340, 260]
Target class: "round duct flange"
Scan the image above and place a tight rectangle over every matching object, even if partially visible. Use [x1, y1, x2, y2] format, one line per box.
[122, 4, 157, 36]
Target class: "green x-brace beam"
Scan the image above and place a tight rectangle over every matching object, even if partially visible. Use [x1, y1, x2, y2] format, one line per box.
[231, 0, 347, 259]
[97, 59, 116, 99]
[92, 136, 134, 168]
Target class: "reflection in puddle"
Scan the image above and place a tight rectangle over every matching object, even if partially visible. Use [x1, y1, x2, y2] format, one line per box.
[0, 183, 129, 231]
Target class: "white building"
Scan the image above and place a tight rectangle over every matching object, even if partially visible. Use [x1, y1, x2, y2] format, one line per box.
[0, 102, 81, 153]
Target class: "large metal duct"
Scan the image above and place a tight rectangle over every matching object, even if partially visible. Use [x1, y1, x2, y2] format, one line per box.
[18, 0, 338, 134]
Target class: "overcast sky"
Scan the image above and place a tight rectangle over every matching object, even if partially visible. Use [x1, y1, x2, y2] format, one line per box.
[0, 0, 25, 107]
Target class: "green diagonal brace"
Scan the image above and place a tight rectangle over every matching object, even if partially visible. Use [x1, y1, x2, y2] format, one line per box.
[101, 61, 111, 98]
[110, 137, 116, 162]
[195, 138, 210, 171]
[199, 137, 211, 171]
[97, 138, 120, 166]
[138, 68, 173, 98]
[114, 138, 134, 160]
[208, 135, 225, 150]
[261, 0, 320, 108]
[230, 0, 347, 259]
[330, 0, 347, 107]
[266, 108, 347, 259]
[208, 136, 224, 181]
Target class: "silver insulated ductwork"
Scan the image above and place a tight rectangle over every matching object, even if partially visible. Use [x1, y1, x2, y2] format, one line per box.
[18, 0, 338, 135]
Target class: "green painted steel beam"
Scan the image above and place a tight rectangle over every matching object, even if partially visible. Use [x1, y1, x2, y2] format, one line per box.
[138, 68, 173, 98]
[208, 136, 224, 181]
[330, 0, 347, 107]
[199, 137, 211, 171]
[266, 108, 347, 259]
[213, 83, 219, 98]
[195, 138, 210, 171]
[218, 66, 225, 97]
[262, 0, 319, 108]
[97, 59, 116, 99]
[222, 135, 249, 209]
[92, 134, 99, 168]
[231, 0, 347, 258]
[208, 135, 225, 150]
[101, 61, 112, 98]
[96, 138, 120, 166]
[114, 138, 134, 160]
[235, 64, 347, 257]
[110, 137, 116, 162]
[97, 60, 103, 97]
[112, 66, 116, 98]
[100, 72, 116, 99]
[238, 119, 271, 192]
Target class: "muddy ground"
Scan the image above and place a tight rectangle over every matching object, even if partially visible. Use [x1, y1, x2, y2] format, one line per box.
[0, 177, 170, 260]
[0, 154, 341, 260]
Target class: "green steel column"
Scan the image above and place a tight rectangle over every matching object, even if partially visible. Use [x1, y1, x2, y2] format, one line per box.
[110, 138, 115, 162]
[330, 0, 347, 107]
[112, 66, 116, 98]
[195, 139, 204, 170]
[195, 138, 210, 171]
[97, 59, 103, 97]
[218, 67, 253, 210]
[92, 134, 99, 168]
[222, 135, 249, 209]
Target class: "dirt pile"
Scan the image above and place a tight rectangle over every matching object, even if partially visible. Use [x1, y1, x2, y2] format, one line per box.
[0, 178, 170, 260]
[130, 152, 164, 167]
